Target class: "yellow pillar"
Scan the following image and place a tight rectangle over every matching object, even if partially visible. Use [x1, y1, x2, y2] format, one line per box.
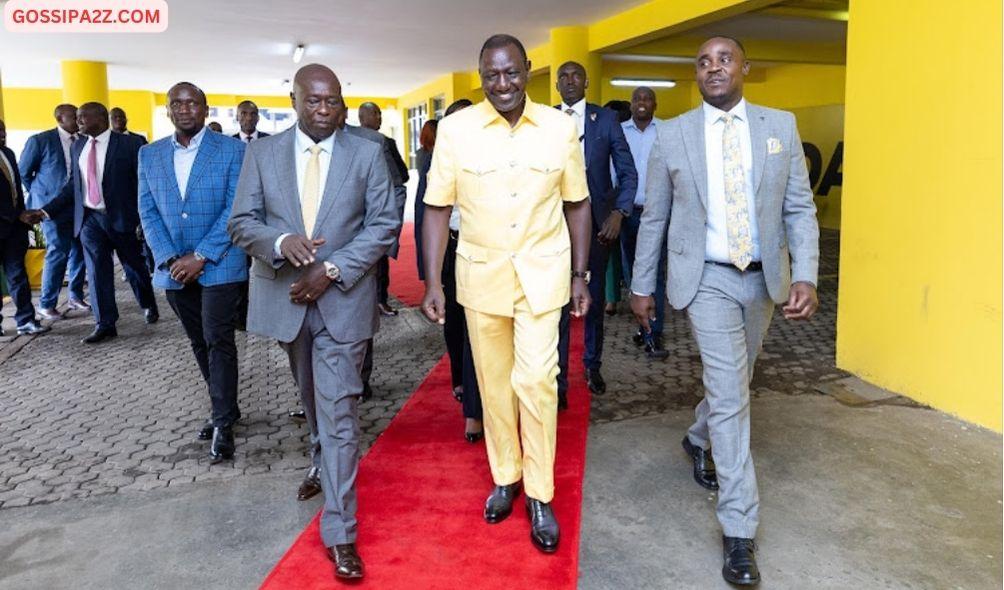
[61, 60, 109, 106]
[549, 26, 602, 106]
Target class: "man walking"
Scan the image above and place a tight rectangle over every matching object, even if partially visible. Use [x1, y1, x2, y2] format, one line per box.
[18, 104, 89, 320]
[553, 60, 637, 404]
[139, 82, 247, 462]
[631, 36, 819, 586]
[110, 108, 148, 144]
[42, 103, 159, 344]
[228, 64, 398, 581]
[232, 100, 270, 143]
[422, 34, 591, 553]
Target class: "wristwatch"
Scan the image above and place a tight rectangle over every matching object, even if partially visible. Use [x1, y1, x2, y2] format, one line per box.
[615, 208, 631, 218]
[571, 270, 591, 284]
[323, 261, 341, 282]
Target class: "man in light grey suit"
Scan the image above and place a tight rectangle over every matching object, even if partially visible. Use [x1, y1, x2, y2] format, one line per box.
[631, 37, 819, 587]
[227, 64, 398, 581]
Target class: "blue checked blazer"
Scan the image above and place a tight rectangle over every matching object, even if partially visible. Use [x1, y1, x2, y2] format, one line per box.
[138, 129, 248, 290]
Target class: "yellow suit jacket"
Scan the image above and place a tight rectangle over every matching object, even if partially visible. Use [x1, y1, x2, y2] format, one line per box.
[424, 98, 588, 317]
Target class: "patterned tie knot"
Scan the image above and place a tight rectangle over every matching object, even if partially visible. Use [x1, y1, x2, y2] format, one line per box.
[565, 108, 575, 116]
[308, 145, 322, 156]
[722, 113, 734, 125]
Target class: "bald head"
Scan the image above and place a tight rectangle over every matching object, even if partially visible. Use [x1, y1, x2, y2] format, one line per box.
[291, 63, 344, 141]
[358, 101, 382, 131]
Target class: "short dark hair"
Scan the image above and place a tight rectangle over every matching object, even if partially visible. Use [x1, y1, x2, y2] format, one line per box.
[445, 98, 473, 117]
[167, 81, 207, 105]
[237, 100, 258, 110]
[479, 34, 528, 63]
[704, 35, 747, 58]
[54, 103, 76, 117]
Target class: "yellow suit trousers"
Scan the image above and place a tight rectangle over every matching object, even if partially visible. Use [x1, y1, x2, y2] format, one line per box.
[465, 283, 560, 503]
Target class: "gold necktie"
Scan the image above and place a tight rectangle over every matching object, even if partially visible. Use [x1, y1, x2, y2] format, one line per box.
[301, 145, 322, 236]
[722, 114, 753, 270]
[0, 153, 17, 207]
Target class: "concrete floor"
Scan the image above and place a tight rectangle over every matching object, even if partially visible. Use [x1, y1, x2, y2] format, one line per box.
[579, 393, 1002, 590]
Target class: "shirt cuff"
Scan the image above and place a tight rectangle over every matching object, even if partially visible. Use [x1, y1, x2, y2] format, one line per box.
[274, 233, 290, 259]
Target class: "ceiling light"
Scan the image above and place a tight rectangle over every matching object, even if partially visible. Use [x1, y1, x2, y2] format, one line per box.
[611, 78, 677, 88]
[292, 44, 305, 64]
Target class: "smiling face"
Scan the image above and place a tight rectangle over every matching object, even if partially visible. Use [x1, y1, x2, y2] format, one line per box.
[556, 61, 587, 106]
[630, 87, 656, 124]
[480, 43, 529, 118]
[695, 36, 750, 111]
[55, 105, 79, 135]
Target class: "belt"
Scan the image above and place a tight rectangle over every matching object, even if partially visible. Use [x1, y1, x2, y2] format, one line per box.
[706, 260, 763, 272]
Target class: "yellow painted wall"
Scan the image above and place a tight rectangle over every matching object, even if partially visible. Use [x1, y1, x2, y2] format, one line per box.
[838, 0, 1003, 431]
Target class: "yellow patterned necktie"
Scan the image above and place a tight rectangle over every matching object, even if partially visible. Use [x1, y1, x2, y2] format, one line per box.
[722, 114, 753, 270]
[301, 145, 322, 236]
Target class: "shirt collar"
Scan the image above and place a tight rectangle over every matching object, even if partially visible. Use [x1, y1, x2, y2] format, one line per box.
[239, 130, 257, 141]
[703, 98, 748, 125]
[560, 98, 586, 118]
[88, 128, 113, 144]
[476, 95, 542, 128]
[624, 117, 659, 132]
[57, 126, 74, 141]
[171, 125, 208, 151]
[295, 125, 336, 154]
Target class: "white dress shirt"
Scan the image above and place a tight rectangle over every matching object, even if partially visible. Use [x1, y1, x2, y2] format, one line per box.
[274, 126, 336, 256]
[56, 126, 76, 177]
[79, 128, 113, 211]
[171, 126, 207, 200]
[560, 98, 587, 160]
[703, 99, 761, 263]
[239, 130, 261, 143]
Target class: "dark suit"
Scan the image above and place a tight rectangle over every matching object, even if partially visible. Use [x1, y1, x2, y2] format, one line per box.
[45, 131, 158, 329]
[18, 128, 87, 309]
[231, 131, 271, 142]
[0, 146, 37, 326]
[556, 103, 638, 397]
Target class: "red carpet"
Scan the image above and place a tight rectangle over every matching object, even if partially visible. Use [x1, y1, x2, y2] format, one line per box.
[387, 223, 423, 307]
[261, 319, 591, 589]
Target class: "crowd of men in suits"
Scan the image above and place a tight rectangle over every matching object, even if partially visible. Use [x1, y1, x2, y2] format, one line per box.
[0, 32, 819, 586]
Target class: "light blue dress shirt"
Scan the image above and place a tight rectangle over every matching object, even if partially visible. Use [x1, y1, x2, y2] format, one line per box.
[621, 117, 660, 207]
[171, 125, 207, 201]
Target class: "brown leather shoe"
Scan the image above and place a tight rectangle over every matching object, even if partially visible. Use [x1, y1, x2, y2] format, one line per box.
[297, 466, 322, 501]
[326, 543, 364, 579]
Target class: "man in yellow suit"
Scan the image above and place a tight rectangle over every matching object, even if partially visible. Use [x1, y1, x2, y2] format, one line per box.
[421, 33, 592, 554]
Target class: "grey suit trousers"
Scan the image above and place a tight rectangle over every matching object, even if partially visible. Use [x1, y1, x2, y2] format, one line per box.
[281, 305, 367, 547]
[685, 263, 774, 539]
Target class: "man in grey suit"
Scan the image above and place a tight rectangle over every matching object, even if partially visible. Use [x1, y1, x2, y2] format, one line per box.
[227, 63, 398, 581]
[631, 37, 819, 587]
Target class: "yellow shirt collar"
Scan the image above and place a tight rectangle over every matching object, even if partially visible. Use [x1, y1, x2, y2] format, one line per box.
[475, 95, 542, 128]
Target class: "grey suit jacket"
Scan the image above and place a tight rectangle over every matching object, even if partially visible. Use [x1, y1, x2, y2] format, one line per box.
[227, 127, 400, 344]
[632, 102, 819, 309]
[342, 124, 408, 258]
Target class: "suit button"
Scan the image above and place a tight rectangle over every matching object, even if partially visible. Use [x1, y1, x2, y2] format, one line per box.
[510, 223, 517, 228]
[510, 253, 516, 259]
[509, 161, 517, 168]
[510, 192, 517, 198]
[181, 212, 188, 219]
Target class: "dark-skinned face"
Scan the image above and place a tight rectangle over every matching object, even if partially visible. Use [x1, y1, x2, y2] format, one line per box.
[695, 37, 749, 110]
[480, 44, 529, 117]
[359, 105, 382, 131]
[167, 85, 208, 137]
[291, 69, 344, 141]
[630, 88, 656, 123]
[556, 63, 587, 106]
[55, 106, 79, 134]
[77, 107, 108, 137]
[237, 104, 259, 134]
[110, 109, 127, 132]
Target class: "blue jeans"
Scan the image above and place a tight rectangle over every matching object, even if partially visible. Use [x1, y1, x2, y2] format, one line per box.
[39, 220, 86, 309]
[621, 207, 666, 338]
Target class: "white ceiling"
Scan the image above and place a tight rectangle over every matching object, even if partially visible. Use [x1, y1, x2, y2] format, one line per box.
[0, 0, 647, 97]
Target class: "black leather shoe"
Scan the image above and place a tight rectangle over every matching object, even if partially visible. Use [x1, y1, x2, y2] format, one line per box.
[465, 430, 484, 443]
[81, 326, 117, 344]
[327, 543, 364, 579]
[144, 308, 159, 324]
[722, 536, 760, 586]
[209, 426, 235, 464]
[288, 409, 306, 422]
[525, 497, 560, 553]
[682, 436, 719, 490]
[484, 482, 521, 524]
[584, 368, 606, 395]
[297, 466, 322, 501]
[197, 420, 213, 440]
[557, 393, 568, 411]
[645, 337, 670, 360]
[632, 329, 645, 346]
